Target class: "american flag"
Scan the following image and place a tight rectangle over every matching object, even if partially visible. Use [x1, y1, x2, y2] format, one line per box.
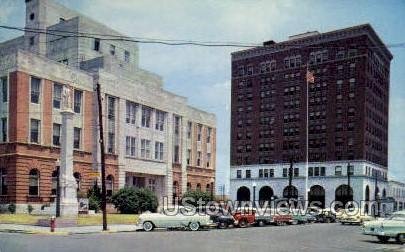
[306, 70, 315, 83]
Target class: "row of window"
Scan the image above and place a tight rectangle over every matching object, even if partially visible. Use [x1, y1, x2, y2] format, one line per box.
[234, 49, 359, 77]
[235, 165, 361, 179]
[0, 168, 114, 197]
[125, 137, 164, 161]
[93, 38, 131, 63]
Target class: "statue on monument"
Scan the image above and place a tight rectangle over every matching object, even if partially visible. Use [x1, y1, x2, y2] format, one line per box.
[62, 85, 73, 111]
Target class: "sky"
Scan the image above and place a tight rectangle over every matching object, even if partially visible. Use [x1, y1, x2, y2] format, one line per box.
[1, 0, 405, 194]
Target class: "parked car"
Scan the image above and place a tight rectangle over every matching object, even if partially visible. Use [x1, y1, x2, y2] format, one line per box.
[196, 206, 235, 229]
[233, 207, 256, 228]
[255, 210, 273, 226]
[136, 207, 215, 231]
[338, 208, 374, 225]
[362, 210, 405, 244]
[307, 208, 336, 223]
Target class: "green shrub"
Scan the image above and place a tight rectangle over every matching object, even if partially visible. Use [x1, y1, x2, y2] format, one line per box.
[111, 187, 158, 214]
[182, 190, 213, 207]
[87, 183, 102, 212]
[27, 204, 34, 214]
[8, 203, 16, 214]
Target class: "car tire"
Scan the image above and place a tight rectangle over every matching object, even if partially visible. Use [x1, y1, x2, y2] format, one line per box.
[143, 221, 154, 232]
[257, 220, 265, 227]
[218, 222, 228, 229]
[377, 236, 390, 243]
[189, 222, 200, 231]
[239, 219, 248, 228]
[276, 221, 283, 226]
[396, 233, 405, 244]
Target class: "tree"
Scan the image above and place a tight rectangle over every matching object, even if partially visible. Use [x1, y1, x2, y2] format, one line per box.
[182, 190, 213, 207]
[111, 187, 158, 214]
[87, 183, 102, 212]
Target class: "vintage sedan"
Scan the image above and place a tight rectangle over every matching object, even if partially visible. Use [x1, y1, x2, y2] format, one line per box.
[136, 207, 215, 231]
[362, 210, 405, 244]
[338, 208, 374, 225]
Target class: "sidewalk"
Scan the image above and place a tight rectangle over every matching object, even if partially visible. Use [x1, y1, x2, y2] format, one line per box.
[0, 224, 137, 235]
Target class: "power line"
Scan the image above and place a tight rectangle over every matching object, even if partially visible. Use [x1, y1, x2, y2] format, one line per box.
[1, 25, 404, 49]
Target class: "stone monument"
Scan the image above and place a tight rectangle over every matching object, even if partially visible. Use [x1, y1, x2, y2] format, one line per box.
[59, 86, 78, 216]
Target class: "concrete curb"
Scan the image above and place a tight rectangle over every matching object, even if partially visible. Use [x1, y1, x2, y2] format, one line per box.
[0, 228, 137, 235]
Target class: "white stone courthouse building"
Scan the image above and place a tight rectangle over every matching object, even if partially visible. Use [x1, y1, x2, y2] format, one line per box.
[0, 0, 216, 212]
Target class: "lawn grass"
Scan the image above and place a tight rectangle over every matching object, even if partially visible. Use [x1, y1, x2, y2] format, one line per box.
[0, 214, 45, 225]
[77, 214, 138, 226]
[0, 214, 138, 226]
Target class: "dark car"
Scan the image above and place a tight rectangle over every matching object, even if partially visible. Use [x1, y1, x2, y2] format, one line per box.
[196, 206, 235, 229]
[308, 207, 336, 223]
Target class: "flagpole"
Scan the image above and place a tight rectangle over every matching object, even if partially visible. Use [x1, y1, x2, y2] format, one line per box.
[305, 63, 309, 203]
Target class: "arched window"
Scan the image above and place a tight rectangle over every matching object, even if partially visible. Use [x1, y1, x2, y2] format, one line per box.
[206, 184, 210, 192]
[0, 168, 7, 195]
[73, 172, 81, 192]
[196, 183, 201, 191]
[29, 169, 39, 196]
[51, 170, 58, 196]
[187, 182, 191, 191]
[106, 175, 114, 197]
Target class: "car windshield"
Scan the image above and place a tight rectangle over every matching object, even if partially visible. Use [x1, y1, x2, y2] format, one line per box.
[388, 213, 405, 221]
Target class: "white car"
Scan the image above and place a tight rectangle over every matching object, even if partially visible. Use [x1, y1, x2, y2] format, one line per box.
[136, 207, 215, 231]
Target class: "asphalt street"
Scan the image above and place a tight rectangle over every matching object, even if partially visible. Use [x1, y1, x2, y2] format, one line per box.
[0, 223, 404, 252]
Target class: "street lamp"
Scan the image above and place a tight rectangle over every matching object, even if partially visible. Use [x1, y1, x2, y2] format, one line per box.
[55, 159, 60, 218]
[209, 177, 215, 200]
[252, 182, 257, 208]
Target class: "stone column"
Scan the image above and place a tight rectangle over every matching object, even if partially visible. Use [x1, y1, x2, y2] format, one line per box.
[59, 87, 78, 217]
[164, 113, 174, 206]
[180, 117, 188, 195]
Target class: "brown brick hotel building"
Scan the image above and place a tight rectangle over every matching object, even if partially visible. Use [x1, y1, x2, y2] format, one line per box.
[230, 24, 393, 212]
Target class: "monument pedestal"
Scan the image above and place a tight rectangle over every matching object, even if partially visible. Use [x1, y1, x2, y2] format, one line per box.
[59, 108, 78, 217]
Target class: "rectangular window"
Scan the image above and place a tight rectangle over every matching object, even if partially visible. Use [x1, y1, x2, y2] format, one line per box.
[31, 77, 41, 104]
[154, 142, 164, 161]
[155, 110, 165, 131]
[308, 167, 313, 177]
[1, 118, 7, 142]
[108, 132, 115, 154]
[320, 167, 326, 176]
[314, 167, 320, 176]
[264, 169, 269, 178]
[259, 169, 263, 178]
[174, 145, 180, 163]
[236, 170, 242, 179]
[206, 153, 211, 167]
[73, 127, 81, 149]
[187, 149, 191, 165]
[30, 119, 40, 143]
[197, 151, 201, 166]
[294, 168, 299, 177]
[53, 83, 63, 109]
[29, 36, 35, 46]
[53, 123, 61, 146]
[197, 124, 202, 141]
[94, 38, 100, 51]
[174, 116, 180, 135]
[0, 169, 7, 195]
[126, 101, 137, 124]
[141, 139, 151, 159]
[283, 168, 288, 177]
[74, 90, 82, 113]
[110, 44, 115, 56]
[207, 127, 212, 143]
[245, 170, 251, 178]
[124, 50, 130, 63]
[269, 169, 274, 177]
[107, 96, 116, 120]
[125, 136, 136, 157]
[187, 121, 192, 139]
[141, 106, 151, 128]
[1, 76, 7, 102]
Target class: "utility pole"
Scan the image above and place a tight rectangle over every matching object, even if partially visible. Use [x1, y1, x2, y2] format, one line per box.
[96, 83, 107, 231]
[347, 162, 351, 200]
[288, 158, 294, 201]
